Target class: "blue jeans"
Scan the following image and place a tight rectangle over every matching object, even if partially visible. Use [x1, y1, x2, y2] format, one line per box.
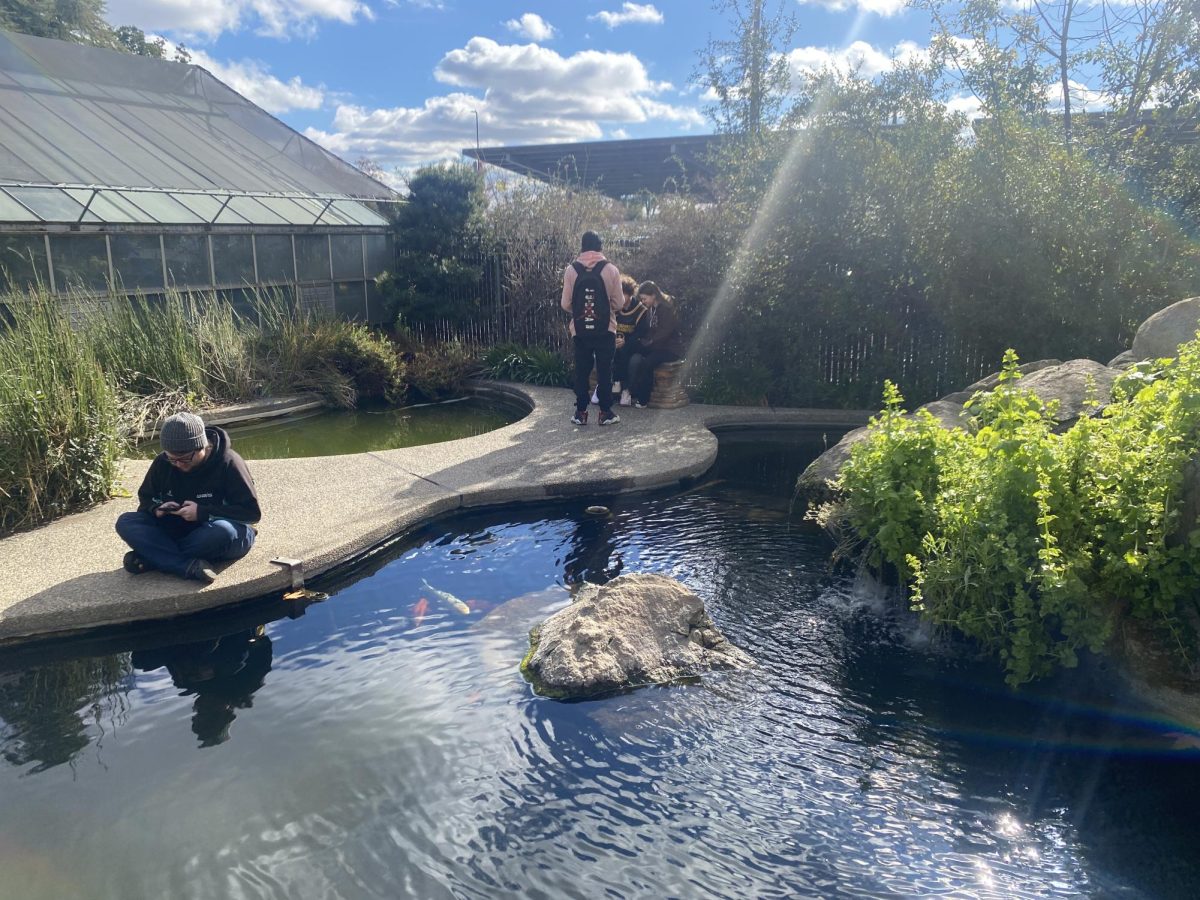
[116, 511, 256, 579]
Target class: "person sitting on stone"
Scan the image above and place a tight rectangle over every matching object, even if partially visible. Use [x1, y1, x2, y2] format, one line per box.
[627, 281, 684, 408]
[116, 412, 261, 584]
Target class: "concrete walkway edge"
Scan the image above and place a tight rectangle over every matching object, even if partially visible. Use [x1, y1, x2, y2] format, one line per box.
[0, 382, 871, 644]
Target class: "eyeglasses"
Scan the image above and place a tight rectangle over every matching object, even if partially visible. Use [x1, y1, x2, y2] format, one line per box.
[165, 449, 199, 466]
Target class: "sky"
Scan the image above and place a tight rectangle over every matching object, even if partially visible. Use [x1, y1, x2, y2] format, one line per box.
[100, 0, 946, 174]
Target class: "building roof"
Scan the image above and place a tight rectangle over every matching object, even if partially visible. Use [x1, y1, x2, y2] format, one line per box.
[0, 29, 395, 227]
[463, 135, 721, 200]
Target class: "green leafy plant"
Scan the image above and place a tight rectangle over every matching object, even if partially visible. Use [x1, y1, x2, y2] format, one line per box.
[481, 343, 570, 386]
[836, 346, 1200, 685]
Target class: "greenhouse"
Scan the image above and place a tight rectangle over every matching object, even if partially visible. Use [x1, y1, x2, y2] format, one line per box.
[0, 29, 398, 322]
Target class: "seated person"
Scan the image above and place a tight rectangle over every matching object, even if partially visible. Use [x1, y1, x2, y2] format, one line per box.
[628, 281, 684, 408]
[612, 274, 649, 406]
[116, 412, 261, 584]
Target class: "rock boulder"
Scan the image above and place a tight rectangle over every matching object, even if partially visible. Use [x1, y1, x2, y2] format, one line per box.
[1130, 296, 1200, 362]
[520, 574, 753, 699]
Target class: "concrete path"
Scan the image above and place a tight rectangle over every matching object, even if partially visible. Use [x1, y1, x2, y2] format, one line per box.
[0, 383, 871, 643]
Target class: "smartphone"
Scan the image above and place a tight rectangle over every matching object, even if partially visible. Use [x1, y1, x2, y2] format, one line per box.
[158, 501, 180, 511]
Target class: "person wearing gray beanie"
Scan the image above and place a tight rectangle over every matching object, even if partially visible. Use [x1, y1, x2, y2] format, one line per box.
[115, 411, 261, 584]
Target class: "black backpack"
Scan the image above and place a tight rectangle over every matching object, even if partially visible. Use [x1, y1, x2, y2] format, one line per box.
[570, 259, 610, 335]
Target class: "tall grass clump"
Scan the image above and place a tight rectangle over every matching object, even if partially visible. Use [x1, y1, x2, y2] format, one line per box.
[0, 291, 122, 535]
[254, 291, 404, 407]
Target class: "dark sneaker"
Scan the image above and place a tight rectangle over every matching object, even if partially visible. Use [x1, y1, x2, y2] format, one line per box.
[633, 400, 648, 409]
[571, 408, 588, 426]
[123, 550, 149, 575]
[186, 559, 218, 584]
[598, 410, 621, 426]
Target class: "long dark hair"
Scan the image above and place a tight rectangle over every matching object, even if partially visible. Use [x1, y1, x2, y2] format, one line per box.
[636, 281, 670, 305]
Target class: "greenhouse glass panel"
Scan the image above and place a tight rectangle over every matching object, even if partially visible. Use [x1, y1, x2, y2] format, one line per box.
[227, 196, 289, 226]
[110, 234, 164, 291]
[126, 192, 203, 224]
[7, 186, 99, 222]
[163, 234, 211, 287]
[0, 235, 49, 294]
[364, 235, 391, 276]
[255, 235, 294, 283]
[50, 234, 109, 292]
[212, 234, 255, 285]
[334, 281, 366, 321]
[170, 192, 227, 223]
[313, 203, 355, 226]
[78, 190, 155, 224]
[295, 234, 330, 282]
[0, 190, 39, 222]
[331, 234, 364, 280]
[329, 200, 388, 226]
[366, 280, 384, 324]
[212, 202, 251, 225]
[256, 196, 318, 225]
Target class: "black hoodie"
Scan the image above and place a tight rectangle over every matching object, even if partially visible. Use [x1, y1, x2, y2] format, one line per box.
[137, 426, 261, 526]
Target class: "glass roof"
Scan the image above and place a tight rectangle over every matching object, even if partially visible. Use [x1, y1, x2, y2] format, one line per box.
[0, 184, 390, 227]
[0, 30, 399, 228]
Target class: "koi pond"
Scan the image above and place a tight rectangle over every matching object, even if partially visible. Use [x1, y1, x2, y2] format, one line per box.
[2, 432, 1198, 899]
[136, 396, 524, 460]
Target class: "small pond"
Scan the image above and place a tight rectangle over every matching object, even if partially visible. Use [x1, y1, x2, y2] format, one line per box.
[2, 432, 1199, 898]
[137, 396, 524, 460]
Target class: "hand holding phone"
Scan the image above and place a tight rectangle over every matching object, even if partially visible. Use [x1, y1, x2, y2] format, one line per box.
[155, 501, 180, 518]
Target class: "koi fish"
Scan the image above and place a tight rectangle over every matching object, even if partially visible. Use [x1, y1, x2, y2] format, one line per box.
[411, 596, 429, 627]
[421, 579, 470, 615]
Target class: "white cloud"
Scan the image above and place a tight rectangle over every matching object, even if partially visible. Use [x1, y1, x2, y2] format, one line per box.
[797, 0, 908, 16]
[588, 3, 664, 28]
[1045, 79, 1109, 113]
[188, 48, 325, 113]
[785, 39, 927, 83]
[308, 38, 702, 168]
[610, 128, 630, 139]
[504, 13, 556, 41]
[106, 0, 372, 40]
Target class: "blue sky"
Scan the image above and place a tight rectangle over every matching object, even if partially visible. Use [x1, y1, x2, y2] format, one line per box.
[102, 1, 941, 172]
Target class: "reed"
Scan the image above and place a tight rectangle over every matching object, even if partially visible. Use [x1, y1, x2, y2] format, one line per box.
[0, 290, 122, 535]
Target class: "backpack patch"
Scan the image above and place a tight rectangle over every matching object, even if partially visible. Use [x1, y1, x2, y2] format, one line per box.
[571, 260, 610, 335]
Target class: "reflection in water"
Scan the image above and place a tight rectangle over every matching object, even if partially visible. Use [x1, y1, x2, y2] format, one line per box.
[132, 627, 272, 747]
[0, 656, 132, 772]
[0, 430, 1198, 899]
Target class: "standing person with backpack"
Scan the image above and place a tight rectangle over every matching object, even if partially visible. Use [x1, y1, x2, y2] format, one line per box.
[560, 231, 624, 426]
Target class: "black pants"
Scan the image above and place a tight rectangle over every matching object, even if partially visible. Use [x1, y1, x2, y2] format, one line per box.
[574, 332, 615, 413]
[613, 342, 635, 385]
[630, 347, 681, 405]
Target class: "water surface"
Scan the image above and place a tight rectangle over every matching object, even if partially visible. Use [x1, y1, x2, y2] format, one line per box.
[137, 396, 523, 460]
[2, 431, 1198, 899]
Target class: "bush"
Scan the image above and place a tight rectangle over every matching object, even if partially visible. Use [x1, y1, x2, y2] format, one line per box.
[404, 340, 478, 402]
[481, 342, 570, 386]
[835, 346, 1200, 685]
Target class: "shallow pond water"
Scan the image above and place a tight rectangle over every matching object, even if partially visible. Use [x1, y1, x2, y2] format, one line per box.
[2, 432, 1199, 899]
[136, 396, 524, 460]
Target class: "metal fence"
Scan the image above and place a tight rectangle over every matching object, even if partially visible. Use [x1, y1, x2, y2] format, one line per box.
[398, 249, 998, 408]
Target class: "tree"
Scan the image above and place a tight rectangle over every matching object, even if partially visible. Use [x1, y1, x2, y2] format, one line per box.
[693, 0, 798, 135]
[378, 163, 486, 326]
[0, 0, 116, 47]
[114, 24, 165, 58]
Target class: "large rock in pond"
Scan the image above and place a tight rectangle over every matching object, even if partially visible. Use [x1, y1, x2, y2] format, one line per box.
[1131, 296, 1200, 362]
[520, 574, 753, 699]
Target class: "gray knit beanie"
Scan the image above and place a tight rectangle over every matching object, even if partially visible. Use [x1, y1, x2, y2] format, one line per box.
[160, 412, 207, 453]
